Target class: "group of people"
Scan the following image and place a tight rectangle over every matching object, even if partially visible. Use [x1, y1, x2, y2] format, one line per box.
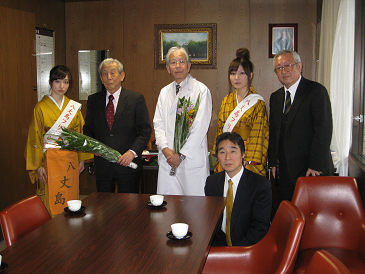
[24, 46, 334, 247]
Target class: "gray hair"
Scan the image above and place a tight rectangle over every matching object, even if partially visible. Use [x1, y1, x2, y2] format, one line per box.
[166, 47, 190, 65]
[273, 50, 302, 69]
[98, 58, 124, 74]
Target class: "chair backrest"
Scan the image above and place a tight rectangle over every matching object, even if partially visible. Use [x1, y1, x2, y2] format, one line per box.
[267, 200, 305, 274]
[0, 195, 51, 247]
[202, 201, 305, 274]
[306, 250, 351, 274]
[291, 176, 365, 251]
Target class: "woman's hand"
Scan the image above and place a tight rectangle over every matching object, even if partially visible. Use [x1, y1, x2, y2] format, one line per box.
[79, 161, 85, 173]
[37, 167, 47, 185]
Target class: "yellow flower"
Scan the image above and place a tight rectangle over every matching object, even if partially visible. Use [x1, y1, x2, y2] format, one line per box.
[188, 109, 195, 116]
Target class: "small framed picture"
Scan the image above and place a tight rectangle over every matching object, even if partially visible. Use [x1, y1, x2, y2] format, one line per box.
[154, 23, 217, 69]
[269, 23, 298, 58]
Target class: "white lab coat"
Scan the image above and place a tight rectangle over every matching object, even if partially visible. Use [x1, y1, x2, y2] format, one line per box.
[153, 74, 212, 196]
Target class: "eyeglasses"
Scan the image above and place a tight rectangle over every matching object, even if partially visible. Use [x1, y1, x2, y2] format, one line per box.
[169, 60, 187, 66]
[274, 63, 298, 73]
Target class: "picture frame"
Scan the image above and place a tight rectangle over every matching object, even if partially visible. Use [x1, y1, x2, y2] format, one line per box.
[154, 23, 217, 69]
[269, 23, 298, 58]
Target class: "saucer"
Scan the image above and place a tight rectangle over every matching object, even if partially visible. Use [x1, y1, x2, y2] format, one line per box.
[64, 206, 85, 214]
[147, 201, 167, 207]
[0, 262, 8, 273]
[166, 231, 192, 240]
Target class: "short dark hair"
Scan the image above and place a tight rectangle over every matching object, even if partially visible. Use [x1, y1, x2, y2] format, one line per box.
[215, 132, 245, 156]
[49, 65, 71, 84]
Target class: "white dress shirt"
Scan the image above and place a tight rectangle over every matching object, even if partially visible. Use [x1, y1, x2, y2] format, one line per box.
[221, 166, 244, 233]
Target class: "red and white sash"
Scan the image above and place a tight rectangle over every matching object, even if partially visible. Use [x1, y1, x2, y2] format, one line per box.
[223, 94, 264, 132]
[43, 99, 81, 151]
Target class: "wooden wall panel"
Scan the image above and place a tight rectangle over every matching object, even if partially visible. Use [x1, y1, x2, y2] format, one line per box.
[0, 0, 66, 65]
[0, 7, 36, 211]
[0, 0, 67, 220]
[65, 0, 317, 150]
[65, 0, 124, 115]
[250, 0, 317, 104]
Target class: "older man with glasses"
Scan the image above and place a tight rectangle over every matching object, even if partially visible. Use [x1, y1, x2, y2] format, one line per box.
[268, 50, 334, 202]
[153, 46, 212, 196]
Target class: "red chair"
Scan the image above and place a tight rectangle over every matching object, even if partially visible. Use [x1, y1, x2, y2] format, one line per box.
[202, 200, 305, 274]
[306, 250, 351, 274]
[0, 195, 51, 247]
[292, 176, 365, 274]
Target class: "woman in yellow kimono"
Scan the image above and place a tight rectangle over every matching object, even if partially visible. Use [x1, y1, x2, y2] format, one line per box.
[213, 48, 269, 176]
[25, 65, 89, 217]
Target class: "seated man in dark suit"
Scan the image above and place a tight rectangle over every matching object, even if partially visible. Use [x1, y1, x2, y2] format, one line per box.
[205, 132, 272, 246]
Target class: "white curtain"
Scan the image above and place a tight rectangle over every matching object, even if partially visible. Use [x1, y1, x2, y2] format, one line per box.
[317, 0, 355, 175]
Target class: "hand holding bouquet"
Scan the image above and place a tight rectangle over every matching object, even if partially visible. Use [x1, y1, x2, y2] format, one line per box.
[44, 127, 137, 168]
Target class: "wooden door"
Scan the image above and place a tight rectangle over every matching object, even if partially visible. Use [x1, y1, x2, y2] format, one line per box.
[0, 6, 37, 213]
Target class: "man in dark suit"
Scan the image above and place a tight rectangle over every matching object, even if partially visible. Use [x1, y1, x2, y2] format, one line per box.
[83, 58, 151, 193]
[269, 50, 334, 202]
[205, 132, 272, 246]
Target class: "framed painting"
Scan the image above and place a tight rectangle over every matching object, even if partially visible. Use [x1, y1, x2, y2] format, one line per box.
[154, 23, 217, 69]
[269, 23, 298, 58]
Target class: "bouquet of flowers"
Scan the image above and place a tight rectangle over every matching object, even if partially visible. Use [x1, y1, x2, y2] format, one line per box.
[170, 94, 201, 176]
[44, 127, 137, 168]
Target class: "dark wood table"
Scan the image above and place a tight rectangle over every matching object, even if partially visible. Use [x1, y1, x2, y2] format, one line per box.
[0, 192, 225, 273]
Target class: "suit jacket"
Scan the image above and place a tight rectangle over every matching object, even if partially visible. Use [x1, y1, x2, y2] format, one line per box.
[205, 169, 272, 246]
[83, 88, 151, 174]
[268, 77, 334, 183]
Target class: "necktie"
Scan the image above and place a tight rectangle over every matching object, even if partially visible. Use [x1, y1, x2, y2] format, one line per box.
[176, 84, 181, 95]
[284, 90, 291, 115]
[106, 95, 114, 130]
[226, 179, 234, 246]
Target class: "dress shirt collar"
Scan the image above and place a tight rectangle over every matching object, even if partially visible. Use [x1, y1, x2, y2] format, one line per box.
[224, 166, 244, 200]
[221, 166, 244, 233]
[106, 87, 121, 112]
[285, 75, 301, 103]
[175, 74, 191, 91]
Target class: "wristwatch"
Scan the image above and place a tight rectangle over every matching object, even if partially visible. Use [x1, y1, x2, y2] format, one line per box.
[178, 152, 186, 161]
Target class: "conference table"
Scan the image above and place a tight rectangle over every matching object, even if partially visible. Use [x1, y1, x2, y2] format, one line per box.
[0, 192, 225, 273]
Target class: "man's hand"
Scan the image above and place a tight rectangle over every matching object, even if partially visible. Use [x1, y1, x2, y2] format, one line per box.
[162, 147, 174, 167]
[306, 168, 322, 176]
[166, 153, 182, 168]
[162, 147, 174, 159]
[117, 150, 134, 167]
[271, 167, 276, 179]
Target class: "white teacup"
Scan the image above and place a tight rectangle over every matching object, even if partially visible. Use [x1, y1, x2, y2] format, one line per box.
[150, 195, 164, 206]
[171, 223, 189, 239]
[67, 200, 82, 211]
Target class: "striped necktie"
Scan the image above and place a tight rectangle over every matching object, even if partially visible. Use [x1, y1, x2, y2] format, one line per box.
[176, 84, 181, 94]
[284, 90, 291, 115]
[226, 179, 234, 246]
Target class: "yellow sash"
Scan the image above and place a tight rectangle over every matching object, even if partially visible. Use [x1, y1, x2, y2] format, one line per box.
[45, 149, 79, 215]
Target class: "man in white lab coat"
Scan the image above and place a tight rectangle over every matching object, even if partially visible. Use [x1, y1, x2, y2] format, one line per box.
[153, 46, 212, 196]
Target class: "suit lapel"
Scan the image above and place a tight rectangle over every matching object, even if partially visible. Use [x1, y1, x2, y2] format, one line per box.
[168, 84, 179, 115]
[96, 91, 109, 129]
[274, 87, 285, 137]
[113, 88, 127, 128]
[286, 77, 306, 128]
[217, 172, 225, 196]
[231, 169, 248, 229]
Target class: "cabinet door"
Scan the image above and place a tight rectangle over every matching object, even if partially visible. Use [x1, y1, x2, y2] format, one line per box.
[0, 6, 37, 209]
